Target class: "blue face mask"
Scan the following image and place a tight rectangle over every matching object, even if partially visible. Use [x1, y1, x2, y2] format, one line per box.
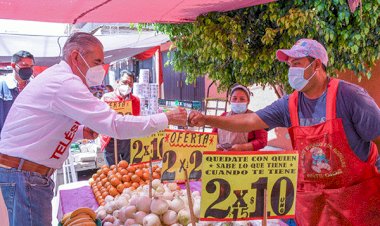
[288, 60, 316, 91]
[231, 102, 248, 114]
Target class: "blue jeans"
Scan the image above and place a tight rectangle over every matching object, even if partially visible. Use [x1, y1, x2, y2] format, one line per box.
[0, 167, 54, 226]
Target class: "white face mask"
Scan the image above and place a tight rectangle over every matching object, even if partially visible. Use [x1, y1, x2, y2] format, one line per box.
[77, 52, 105, 87]
[230, 102, 248, 114]
[288, 60, 316, 91]
[117, 84, 132, 96]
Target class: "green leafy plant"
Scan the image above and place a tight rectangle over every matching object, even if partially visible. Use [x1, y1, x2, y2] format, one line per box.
[153, 0, 380, 95]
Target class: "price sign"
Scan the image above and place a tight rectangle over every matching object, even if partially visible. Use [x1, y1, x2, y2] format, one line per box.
[107, 100, 132, 116]
[130, 131, 165, 164]
[200, 151, 298, 221]
[161, 130, 217, 182]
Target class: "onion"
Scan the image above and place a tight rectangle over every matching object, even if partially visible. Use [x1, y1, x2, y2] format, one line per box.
[193, 202, 200, 218]
[143, 213, 161, 226]
[166, 183, 178, 191]
[192, 191, 201, 198]
[150, 197, 169, 215]
[169, 197, 185, 213]
[129, 197, 140, 206]
[161, 191, 174, 201]
[134, 211, 147, 224]
[155, 185, 165, 194]
[119, 205, 137, 222]
[102, 214, 115, 223]
[113, 210, 120, 218]
[136, 196, 151, 212]
[124, 218, 136, 226]
[117, 196, 130, 207]
[162, 210, 178, 225]
[105, 195, 115, 203]
[152, 179, 161, 189]
[97, 209, 107, 219]
[178, 209, 190, 226]
[113, 219, 122, 225]
[103, 222, 113, 226]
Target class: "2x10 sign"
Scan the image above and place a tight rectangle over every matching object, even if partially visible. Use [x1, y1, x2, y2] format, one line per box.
[161, 130, 217, 182]
[200, 151, 298, 221]
[129, 131, 166, 164]
[107, 100, 132, 116]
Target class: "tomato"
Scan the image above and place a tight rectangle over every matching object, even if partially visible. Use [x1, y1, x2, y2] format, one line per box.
[135, 169, 143, 178]
[122, 174, 131, 183]
[110, 177, 121, 187]
[131, 175, 141, 183]
[116, 184, 125, 193]
[118, 160, 129, 169]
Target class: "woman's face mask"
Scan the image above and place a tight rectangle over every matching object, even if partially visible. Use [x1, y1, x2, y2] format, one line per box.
[230, 102, 248, 114]
[288, 60, 316, 91]
[77, 52, 105, 87]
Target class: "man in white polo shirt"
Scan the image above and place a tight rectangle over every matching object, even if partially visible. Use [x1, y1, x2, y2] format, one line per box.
[0, 32, 187, 226]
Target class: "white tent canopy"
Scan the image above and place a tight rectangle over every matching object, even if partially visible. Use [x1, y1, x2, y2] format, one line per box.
[0, 31, 169, 66]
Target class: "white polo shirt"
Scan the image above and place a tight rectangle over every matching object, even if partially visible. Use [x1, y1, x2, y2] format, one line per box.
[0, 61, 168, 168]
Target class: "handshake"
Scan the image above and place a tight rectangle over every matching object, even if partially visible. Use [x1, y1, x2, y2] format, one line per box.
[164, 108, 206, 127]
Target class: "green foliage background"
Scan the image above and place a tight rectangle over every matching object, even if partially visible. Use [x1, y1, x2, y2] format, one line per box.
[153, 0, 380, 93]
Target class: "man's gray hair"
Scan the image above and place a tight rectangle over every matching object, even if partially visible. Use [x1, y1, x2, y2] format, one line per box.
[62, 32, 103, 61]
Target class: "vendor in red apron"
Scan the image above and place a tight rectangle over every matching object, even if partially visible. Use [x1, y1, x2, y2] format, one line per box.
[188, 39, 380, 225]
[212, 84, 267, 151]
[100, 70, 140, 165]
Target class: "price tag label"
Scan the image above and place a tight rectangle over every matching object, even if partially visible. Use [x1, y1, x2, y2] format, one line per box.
[200, 151, 298, 221]
[161, 130, 217, 182]
[130, 131, 165, 164]
[107, 100, 132, 115]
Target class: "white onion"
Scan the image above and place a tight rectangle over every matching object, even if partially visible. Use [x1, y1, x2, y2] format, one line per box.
[102, 214, 115, 223]
[119, 205, 137, 222]
[143, 213, 161, 226]
[97, 209, 107, 220]
[150, 197, 169, 215]
[192, 191, 201, 198]
[152, 179, 161, 189]
[167, 183, 178, 191]
[129, 197, 140, 206]
[178, 209, 190, 226]
[169, 197, 185, 213]
[137, 196, 151, 212]
[113, 210, 120, 218]
[105, 195, 114, 203]
[134, 211, 147, 224]
[162, 210, 178, 225]
[113, 219, 122, 225]
[161, 191, 174, 201]
[124, 218, 136, 226]
[193, 202, 200, 218]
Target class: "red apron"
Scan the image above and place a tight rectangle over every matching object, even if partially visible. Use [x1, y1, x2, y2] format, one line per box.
[288, 78, 380, 226]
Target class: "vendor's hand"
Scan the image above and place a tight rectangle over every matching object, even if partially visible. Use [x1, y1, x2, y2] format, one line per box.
[188, 111, 206, 127]
[165, 107, 187, 126]
[83, 127, 99, 140]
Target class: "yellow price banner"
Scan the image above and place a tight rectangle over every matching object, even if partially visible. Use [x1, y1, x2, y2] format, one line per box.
[107, 100, 132, 116]
[161, 129, 217, 182]
[200, 151, 298, 222]
[130, 131, 165, 165]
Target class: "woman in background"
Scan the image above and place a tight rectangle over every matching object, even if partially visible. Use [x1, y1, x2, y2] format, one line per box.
[213, 84, 267, 151]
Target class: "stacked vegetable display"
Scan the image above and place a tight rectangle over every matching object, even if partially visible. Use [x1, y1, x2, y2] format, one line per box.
[96, 179, 201, 226]
[89, 161, 161, 206]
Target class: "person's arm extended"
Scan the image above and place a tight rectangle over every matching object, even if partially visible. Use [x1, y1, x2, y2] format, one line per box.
[190, 111, 269, 132]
